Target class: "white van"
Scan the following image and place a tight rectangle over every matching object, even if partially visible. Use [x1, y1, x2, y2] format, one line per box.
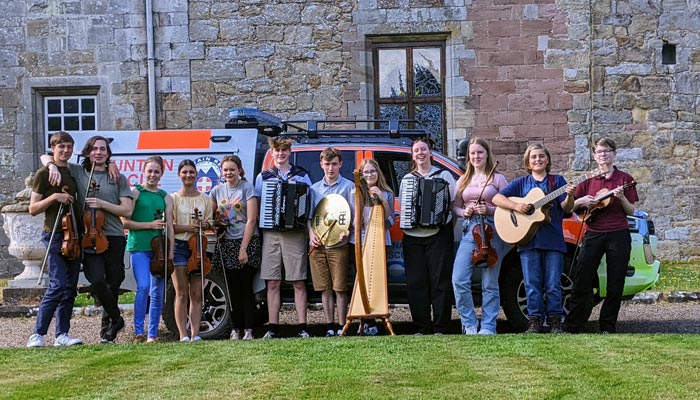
[64, 127, 268, 339]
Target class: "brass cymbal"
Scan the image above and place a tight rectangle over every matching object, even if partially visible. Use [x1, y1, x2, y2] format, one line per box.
[311, 194, 351, 247]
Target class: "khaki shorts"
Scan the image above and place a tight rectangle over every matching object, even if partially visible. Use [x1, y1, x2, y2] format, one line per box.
[260, 230, 308, 281]
[309, 244, 349, 292]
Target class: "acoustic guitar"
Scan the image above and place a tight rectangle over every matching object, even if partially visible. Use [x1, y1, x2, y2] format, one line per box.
[576, 180, 636, 223]
[494, 168, 605, 245]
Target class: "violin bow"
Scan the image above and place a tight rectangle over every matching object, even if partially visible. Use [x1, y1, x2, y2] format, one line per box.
[38, 202, 65, 285]
[162, 210, 169, 305]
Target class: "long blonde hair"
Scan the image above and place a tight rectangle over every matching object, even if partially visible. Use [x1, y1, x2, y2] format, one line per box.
[456, 137, 497, 198]
[359, 158, 393, 204]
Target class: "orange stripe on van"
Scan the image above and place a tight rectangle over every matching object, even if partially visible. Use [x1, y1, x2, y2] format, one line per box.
[137, 130, 212, 150]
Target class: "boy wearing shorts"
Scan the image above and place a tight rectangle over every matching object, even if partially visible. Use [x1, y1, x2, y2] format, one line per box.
[308, 148, 354, 337]
[254, 137, 313, 338]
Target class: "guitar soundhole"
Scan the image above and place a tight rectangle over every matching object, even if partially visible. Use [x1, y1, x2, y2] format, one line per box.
[509, 211, 518, 227]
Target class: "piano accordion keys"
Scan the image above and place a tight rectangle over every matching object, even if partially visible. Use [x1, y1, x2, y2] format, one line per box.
[259, 180, 310, 231]
[399, 176, 450, 230]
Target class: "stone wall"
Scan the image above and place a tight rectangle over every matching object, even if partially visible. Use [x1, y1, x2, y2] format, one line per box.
[0, 0, 699, 261]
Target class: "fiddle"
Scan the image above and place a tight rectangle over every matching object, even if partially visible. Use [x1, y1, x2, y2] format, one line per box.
[471, 204, 498, 268]
[212, 210, 229, 238]
[60, 185, 82, 260]
[468, 161, 499, 268]
[81, 165, 108, 253]
[150, 209, 174, 277]
[188, 208, 211, 281]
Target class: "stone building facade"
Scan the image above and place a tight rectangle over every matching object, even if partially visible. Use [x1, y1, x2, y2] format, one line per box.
[0, 0, 699, 270]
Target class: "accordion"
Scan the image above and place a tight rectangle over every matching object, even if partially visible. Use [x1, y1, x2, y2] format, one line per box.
[399, 176, 451, 229]
[259, 180, 310, 231]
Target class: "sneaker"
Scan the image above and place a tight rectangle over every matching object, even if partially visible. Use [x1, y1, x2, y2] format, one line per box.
[478, 329, 496, 336]
[325, 329, 336, 337]
[54, 333, 83, 347]
[242, 329, 254, 340]
[180, 336, 191, 342]
[192, 336, 203, 342]
[337, 329, 344, 337]
[106, 317, 125, 342]
[462, 325, 478, 335]
[262, 330, 277, 339]
[146, 337, 158, 343]
[548, 316, 563, 334]
[297, 330, 311, 338]
[100, 338, 114, 345]
[525, 317, 543, 334]
[364, 325, 379, 336]
[230, 329, 241, 340]
[133, 334, 146, 344]
[27, 333, 44, 348]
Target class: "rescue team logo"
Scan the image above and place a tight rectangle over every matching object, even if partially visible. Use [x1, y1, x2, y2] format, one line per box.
[194, 156, 221, 194]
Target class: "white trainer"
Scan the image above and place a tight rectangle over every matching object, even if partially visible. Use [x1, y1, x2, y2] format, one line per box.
[242, 329, 254, 340]
[462, 326, 478, 335]
[180, 336, 191, 342]
[27, 333, 45, 348]
[54, 333, 83, 347]
[230, 329, 241, 340]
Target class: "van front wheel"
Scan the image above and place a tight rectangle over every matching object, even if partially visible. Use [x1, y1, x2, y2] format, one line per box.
[162, 269, 232, 340]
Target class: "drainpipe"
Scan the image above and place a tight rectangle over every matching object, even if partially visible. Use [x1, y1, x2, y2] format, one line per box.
[146, 0, 156, 130]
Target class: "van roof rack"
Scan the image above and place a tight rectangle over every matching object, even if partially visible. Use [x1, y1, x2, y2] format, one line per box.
[280, 119, 428, 139]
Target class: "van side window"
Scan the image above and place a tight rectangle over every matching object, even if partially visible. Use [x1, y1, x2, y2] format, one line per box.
[374, 151, 411, 195]
[293, 150, 355, 183]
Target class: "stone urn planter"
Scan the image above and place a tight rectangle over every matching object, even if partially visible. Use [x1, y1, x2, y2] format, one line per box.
[2, 173, 47, 290]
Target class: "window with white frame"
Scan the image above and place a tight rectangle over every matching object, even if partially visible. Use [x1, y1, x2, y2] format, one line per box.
[44, 95, 98, 135]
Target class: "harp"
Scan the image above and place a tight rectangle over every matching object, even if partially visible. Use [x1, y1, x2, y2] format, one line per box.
[341, 169, 395, 336]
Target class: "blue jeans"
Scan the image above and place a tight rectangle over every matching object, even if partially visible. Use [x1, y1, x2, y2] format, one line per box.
[452, 217, 508, 332]
[131, 251, 164, 338]
[520, 249, 564, 319]
[35, 232, 80, 337]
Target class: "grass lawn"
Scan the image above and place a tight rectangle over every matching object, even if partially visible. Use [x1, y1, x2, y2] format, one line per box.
[1, 335, 699, 399]
[652, 261, 700, 292]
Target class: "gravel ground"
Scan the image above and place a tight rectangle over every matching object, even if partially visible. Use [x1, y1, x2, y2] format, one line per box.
[1, 302, 698, 348]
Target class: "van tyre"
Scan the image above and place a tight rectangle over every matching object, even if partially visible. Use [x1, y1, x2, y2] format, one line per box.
[499, 250, 576, 333]
[162, 269, 232, 340]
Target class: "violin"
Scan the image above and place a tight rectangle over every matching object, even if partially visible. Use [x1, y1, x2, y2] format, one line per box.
[212, 210, 229, 239]
[81, 177, 108, 254]
[471, 205, 498, 268]
[150, 209, 174, 277]
[469, 161, 499, 268]
[60, 185, 81, 260]
[188, 207, 211, 277]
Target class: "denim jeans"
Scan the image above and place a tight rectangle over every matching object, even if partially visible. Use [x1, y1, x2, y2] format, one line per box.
[131, 251, 164, 338]
[519, 249, 564, 319]
[452, 217, 508, 333]
[34, 232, 80, 337]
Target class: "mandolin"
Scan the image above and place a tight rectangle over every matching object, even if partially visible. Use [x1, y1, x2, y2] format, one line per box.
[577, 181, 636, 223]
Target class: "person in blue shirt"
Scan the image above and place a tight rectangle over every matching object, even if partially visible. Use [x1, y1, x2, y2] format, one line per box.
[308, 147, 355, 337]
[492, 144, 575, 334]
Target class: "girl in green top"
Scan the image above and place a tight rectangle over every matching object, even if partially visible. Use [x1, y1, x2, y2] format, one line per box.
[123, 156, 174, 343]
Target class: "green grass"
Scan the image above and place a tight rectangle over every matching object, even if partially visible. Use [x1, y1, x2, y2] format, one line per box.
[72, 291, 135, 307]
[1, 335, 699, 399]
[653, 261, 700, 292]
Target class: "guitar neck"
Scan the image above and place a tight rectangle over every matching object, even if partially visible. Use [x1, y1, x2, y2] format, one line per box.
[532, 174, 588, 209]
